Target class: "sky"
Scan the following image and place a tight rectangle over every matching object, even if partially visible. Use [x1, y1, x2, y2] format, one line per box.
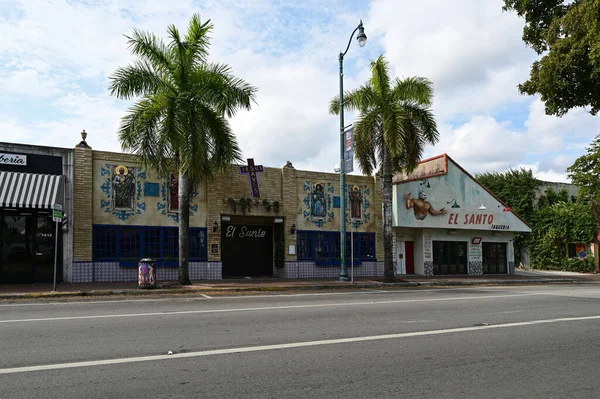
[1, 0, 599, 183]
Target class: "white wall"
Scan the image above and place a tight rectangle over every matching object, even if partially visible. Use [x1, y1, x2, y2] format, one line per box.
[395, 227, 515, 276]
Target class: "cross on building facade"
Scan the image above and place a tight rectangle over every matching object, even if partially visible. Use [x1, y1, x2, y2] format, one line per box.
[239, 158, 264, 197]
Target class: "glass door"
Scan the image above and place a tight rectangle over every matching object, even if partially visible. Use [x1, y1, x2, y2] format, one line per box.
[34, 214, 57, 282]
[483, 243, 507, 274]
[0, 213, 35, 283]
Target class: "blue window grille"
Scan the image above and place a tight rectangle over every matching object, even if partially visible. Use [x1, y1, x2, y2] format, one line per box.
[93, 226, 118, 259]
[189, 228, 207, 259]
[297, 230, 376, 266]
[93, 225, 208, 266]
[163, 227, 179, 261]
[143, 228, 161, 259]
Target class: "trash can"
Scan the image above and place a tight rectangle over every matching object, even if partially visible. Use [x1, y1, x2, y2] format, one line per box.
[138, 258, 157, 289]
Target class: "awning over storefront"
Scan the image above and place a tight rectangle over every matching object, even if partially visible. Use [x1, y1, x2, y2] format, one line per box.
[0, 171, 65, 209]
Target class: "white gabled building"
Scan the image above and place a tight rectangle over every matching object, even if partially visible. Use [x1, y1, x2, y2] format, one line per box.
[392, 154, 531, 276]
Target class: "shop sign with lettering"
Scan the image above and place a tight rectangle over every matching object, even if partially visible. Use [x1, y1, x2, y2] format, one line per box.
[0, 153, 27, 166]
[225, 225, 267, 239]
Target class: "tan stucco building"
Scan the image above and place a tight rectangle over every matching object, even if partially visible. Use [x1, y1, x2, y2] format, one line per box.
[67, 137, 384, 282]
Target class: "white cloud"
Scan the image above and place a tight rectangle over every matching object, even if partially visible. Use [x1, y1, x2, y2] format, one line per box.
[0, 69, 62, 97]
[516, 163, 571, 183]
[367, 0, 537, 117]
[525, 99, 600, 153]
[428, 116, 526, 174]
[0, 0, 597, 186]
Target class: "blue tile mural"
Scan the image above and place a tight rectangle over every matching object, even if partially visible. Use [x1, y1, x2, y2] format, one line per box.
[98, 164, 147, 222]
[144, 182, 160, 197]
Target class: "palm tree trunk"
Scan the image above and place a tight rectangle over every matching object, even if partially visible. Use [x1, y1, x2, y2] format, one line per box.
[178, 171, 192, 285]
[382, 146, 395, 282]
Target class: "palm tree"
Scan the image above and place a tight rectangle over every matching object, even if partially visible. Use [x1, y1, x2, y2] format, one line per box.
[109, 14, 257, 285]
[330, 55, 439, 282]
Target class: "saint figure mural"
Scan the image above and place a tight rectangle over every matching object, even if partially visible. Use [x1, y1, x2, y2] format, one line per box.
[311, 183, 326, 219]
[112, 165, 136, 209]
[406, 192, 446, 220]
[169, 173, 179, 211]
[349, 185, 363, 219]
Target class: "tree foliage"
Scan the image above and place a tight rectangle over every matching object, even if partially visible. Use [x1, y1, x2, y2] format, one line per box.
[476, 168, 540, 264]
[567, 134, 600, 226]
[476, 168, 540, 223]
[503, 0, 600, 116]
[329, 55, 439, 282]
[531, 196, 596, 272]
[109, 14, 257, 284]
[476, 169, 596, 271]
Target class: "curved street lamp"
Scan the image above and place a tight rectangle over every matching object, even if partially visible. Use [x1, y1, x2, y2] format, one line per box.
[338, 20, 367, 281]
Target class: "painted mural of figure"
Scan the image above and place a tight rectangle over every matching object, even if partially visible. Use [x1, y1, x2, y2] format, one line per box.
[311, 183, 326, 218]
[169, 173, 179, 211]
[350, 185, 362, 219]
[406, 192, 446, 220]
[112, 165, 135, 209]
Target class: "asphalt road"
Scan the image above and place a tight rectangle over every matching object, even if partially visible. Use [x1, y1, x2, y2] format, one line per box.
[1, 284, 600, 398]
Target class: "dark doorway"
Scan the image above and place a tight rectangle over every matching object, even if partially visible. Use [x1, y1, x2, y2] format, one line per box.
[483, 242, 507, 274]
[222, 220, 273, 278]
[432, 241, 468, 275]
[405, 241, 415, 274]
[0, 211, 61, 284]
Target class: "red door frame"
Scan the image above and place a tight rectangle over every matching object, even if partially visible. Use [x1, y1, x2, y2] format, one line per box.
[405, 241, 415, 274]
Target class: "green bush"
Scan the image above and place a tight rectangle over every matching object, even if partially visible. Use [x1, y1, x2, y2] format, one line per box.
[564, 257, 595, 273]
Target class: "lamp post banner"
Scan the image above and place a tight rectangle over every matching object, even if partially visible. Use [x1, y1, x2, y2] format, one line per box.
[344, 127, 354, 173]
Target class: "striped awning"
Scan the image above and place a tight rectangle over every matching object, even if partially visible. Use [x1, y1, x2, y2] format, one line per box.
[0, 171, 65, 209]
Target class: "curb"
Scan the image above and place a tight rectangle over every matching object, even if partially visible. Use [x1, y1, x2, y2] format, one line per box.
[0, 278, 586, 300]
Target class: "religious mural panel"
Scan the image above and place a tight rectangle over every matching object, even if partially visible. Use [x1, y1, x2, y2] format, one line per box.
[94, 159, 205, 225]
[112, 165, 136, 210]
[349, 185, 363, 220]
[311, 182, 327, 219]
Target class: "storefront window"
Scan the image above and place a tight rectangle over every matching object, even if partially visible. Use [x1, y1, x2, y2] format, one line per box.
[432, 241, 468, 275]
[483, 243, 507, 274]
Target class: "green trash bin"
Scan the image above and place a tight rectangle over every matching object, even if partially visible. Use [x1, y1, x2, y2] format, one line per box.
[138, 258, 157, 289]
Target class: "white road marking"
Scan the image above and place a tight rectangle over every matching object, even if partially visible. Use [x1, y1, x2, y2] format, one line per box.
[0, 293, 541, 324]
[2, 314, 599, 375]
[200, 294, 212, 299]
[0, 298, 170, 308]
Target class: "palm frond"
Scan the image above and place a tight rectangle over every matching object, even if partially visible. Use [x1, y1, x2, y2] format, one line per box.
[125, 28, 173, 74]
[108, 60, 173, 99]
[329, 84, 377, 115]
[391, 76, 434, 106]
[401, 103, 439, 145]
[118, 94, 172, 172]
[167, 23, 189, 88]
[353, 109, 382, 176]
[189, 63, 258, 117]
[370, 55, 391, 98]
[185, 13, 212, 67]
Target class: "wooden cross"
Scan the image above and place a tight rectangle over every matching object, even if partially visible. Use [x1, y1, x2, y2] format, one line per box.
[239, 158, 264, 197]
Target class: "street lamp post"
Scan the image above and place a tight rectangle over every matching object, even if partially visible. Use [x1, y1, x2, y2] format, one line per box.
[338, 21, 367, 281]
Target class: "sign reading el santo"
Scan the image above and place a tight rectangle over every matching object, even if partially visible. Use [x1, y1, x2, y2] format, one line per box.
[447, 213, 510, 230]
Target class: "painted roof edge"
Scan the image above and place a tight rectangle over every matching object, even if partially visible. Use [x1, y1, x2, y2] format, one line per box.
[393, 153, 532, 230]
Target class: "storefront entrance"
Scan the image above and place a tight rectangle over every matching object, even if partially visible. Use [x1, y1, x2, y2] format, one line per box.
[221, 217, 274, 278]
[483, 242, 507, 274]
[0, 211, 60, 283]
[432, 241, 468, 275]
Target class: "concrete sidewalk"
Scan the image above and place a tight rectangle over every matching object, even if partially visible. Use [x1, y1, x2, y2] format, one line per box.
[1, 269, 598, 300]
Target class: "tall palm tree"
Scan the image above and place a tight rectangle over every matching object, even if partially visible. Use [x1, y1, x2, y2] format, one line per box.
[109, 14, 257, 285]
[330, 55, 439, 282]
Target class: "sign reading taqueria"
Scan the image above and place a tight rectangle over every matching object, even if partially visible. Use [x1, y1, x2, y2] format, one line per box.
[447, 213, 509, 230]
[0, 153, 27, 166]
